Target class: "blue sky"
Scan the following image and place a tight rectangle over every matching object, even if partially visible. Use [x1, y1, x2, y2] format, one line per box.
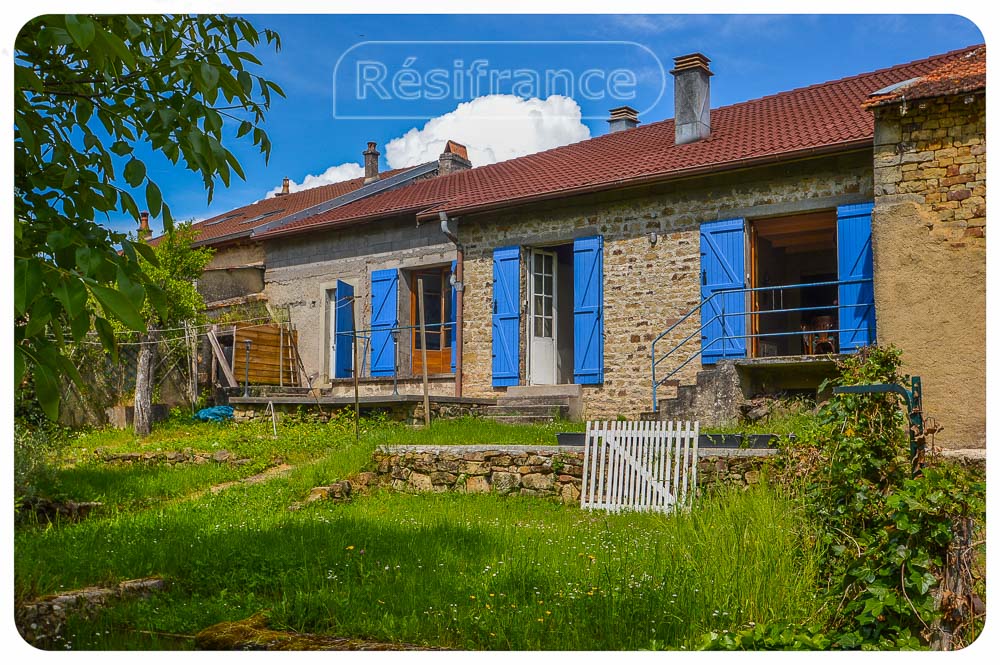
[110, 13, 984, 237]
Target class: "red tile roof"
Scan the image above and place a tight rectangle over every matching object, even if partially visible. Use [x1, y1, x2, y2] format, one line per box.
[154, 168, 409, 246]
[258, 44, 982, 239]
[863, 45, 985, 108]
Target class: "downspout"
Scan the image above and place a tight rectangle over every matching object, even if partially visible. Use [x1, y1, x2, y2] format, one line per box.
[439, 212, 464, 397]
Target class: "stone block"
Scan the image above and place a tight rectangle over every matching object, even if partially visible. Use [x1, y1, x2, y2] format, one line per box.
[430, 471, 457, 486]
[459, 461, 490, 475]
[408, 473, 433, 492]
[522, 473, 554, 491]
[465, 475, 490, 494]
[491, 471, 521, 493]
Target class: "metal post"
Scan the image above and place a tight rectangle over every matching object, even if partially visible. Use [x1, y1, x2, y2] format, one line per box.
[242, 339, 251, 398]
[351, 296, 360, 443]
[417, 277, 431, 428]
[391, 328, 400, 396]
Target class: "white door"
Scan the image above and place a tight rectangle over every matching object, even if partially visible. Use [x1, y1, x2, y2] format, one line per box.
[529, 249, 558, 385]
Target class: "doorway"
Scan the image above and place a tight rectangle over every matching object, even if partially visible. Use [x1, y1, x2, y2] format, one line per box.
[749, 211, 838, 357]
[528, 245, 574, 384]
[410, 267, 452, 374]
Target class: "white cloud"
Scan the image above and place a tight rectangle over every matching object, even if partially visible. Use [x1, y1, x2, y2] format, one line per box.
[262, 94, 590, 198]
[265, 162, 364, 198]
[383, 95, 590, 169]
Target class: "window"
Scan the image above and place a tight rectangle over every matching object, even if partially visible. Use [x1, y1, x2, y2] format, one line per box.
[410, 267, 452, 374]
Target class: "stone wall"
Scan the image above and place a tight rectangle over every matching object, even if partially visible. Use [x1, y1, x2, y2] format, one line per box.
[232, 399, 488, 425]
[871, 93, 985, 448]
[205, 241, 265, 270]
[264, 218, 457, 387]
[370, 445, 776, 502]
[459, 152, 873, 419]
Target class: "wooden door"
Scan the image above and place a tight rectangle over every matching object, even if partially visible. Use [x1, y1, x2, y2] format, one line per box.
[411, 269, 452, 375]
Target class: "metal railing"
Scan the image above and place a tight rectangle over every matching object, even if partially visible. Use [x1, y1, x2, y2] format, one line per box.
[336, 321, 456, 386]
[650, 278, 874, 411]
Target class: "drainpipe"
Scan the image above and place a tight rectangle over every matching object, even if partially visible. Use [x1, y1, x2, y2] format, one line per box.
[439, 212, 464, 397]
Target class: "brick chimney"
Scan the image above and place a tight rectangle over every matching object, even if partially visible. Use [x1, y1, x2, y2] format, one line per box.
[671, 53, 713, 144]
[275, 176, 290, 197]
[363, 141, 380, 184]
[438, 140, 472, 175]
[607, 106, 640, 133]
[138, 211, 151, 242]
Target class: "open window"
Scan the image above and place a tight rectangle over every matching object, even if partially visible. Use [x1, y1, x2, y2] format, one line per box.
[749, 211, 838, 357]
[409, 266, 452, 374]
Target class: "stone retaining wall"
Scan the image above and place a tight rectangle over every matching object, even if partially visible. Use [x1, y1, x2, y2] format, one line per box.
[370, 445, 776, 503]
[232, 399, 488, 425]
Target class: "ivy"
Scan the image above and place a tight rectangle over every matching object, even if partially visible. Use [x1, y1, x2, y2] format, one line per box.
[705, 346, 985, 650]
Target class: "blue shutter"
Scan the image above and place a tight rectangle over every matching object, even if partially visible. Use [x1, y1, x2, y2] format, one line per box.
[837, 202, 876, 353]
[492, 246, 520, 386]
[573, 235, 604, 384]
[450, 260, 457, 373]
[334, 280, 354, 378]
[700, 218, 746, 363]
[369, 269, 398, 377]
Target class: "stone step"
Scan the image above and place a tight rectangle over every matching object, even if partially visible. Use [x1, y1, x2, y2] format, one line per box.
[496, 395, 573, 407]
[505, 384, 583, 398]
[485, 404, 570, 418]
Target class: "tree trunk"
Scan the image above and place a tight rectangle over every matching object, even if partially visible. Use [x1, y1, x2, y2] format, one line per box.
[930, 517, 981, 650]
[133, 328, 160, 437]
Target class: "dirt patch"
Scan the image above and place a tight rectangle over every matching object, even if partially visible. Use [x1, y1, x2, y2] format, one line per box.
[195, 614, 445, 650]
[209, 463, 294, 494]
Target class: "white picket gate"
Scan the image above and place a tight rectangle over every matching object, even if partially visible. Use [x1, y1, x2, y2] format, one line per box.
[579, 420, 699, 514]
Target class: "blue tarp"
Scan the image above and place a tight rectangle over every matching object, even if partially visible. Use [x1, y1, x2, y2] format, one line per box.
[194, 405, 234, 422]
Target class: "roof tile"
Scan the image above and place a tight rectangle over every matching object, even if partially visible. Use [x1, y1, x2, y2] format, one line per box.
[254, 44, 981, 238]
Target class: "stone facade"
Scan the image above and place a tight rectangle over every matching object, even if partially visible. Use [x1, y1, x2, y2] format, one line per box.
[459, 152, 873, 419]
[870, 93, 985, 448]
[264, 218, 458, 387]
[369, 445, 776, 502]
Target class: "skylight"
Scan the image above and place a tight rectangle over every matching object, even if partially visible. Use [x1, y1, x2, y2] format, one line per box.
[239, 209, 285, 225]
[869, 77, 921, 97]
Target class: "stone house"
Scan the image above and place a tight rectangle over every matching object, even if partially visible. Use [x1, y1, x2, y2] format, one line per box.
[174, 45, 985, 449]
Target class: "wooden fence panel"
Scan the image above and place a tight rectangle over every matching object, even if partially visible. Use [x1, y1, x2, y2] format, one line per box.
[580, 420, 699, 514]
[230, 323, 300, 387]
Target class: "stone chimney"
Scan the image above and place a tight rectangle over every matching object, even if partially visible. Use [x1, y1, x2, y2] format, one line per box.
[607, 106, 640, 133]
[363, 141, 380, 184]
[438, 140, 472, 176]
[275, 176, 290, 197]
[671, 53, 713, 145]
[138, 211, 151, 242]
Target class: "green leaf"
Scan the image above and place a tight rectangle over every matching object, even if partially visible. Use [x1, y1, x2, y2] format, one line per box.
[94, 317, 118, 362]
[237, 70, 252, 95]
[14, 345, 26, 389]
[53, 276, 89, 321]
[162, 203, 174, 232]
[124, 158, 146, 187]
[132, 240, 160, 267]
[65, 15, 97, 49]
[33, 363, 61, 420]
[89, 283, 146, 332]
[200, 62, 220, 90]
[146, 180, 162, 217]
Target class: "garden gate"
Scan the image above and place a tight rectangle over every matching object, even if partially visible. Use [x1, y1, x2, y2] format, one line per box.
[580, 420, 699, 514]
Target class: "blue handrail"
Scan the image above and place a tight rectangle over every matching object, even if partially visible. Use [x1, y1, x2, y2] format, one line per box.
[651, 278, 874, 411]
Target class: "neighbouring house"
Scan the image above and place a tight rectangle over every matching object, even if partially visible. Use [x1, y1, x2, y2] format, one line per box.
[162, 140, 471, 316]
[174, 44, 985, 449]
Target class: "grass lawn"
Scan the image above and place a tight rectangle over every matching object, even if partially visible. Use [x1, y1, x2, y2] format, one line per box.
[16, 415, 825, 650]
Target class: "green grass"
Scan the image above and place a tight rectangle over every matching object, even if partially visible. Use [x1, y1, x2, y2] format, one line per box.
[17, 416, 825, 651]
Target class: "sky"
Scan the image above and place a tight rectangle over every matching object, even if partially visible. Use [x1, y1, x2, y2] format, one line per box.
[107, 13, 984, 237]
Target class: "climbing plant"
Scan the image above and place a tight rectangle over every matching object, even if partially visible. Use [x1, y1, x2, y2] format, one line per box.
[705, 346, 985, 650]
